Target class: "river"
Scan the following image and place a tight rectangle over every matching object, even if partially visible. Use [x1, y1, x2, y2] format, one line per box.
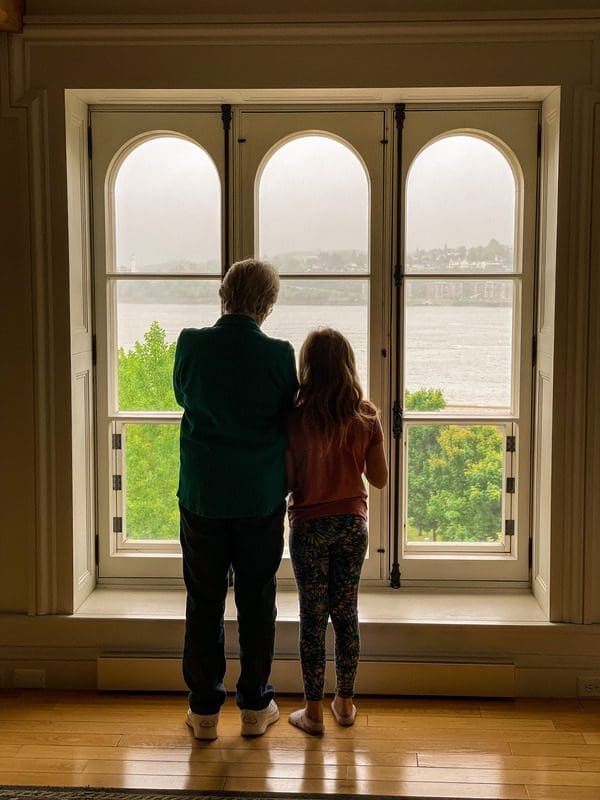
[117, 302, 513, 410]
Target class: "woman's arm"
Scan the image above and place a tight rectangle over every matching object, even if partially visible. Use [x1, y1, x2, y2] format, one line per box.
[365, 440, 388, 489]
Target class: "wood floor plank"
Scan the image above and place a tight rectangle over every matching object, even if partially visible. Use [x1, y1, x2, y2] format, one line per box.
[323, 727, 583, 743]
[348, 764, 600, 787]
[478, 699, 583, 716]
[0, 731, 122, 746]
[510, 742, 600, 758]
[0, 745, 20, 756]
[578, 757, 600, 771]
[17, 744, 197, 761]
[83, 758, 348, 780]
[417, 752, 582, 771]
[224, 776, 530, 798]
[118, 728, 552, 749]
[0, 719, 193, 734]
[3, 691, 600, 800]
[0, 756, 88, 773]
[526, 788, 600, 800]
[223, 777, 348, 795]
[553, 717, 600, 731]
[366, 715, 556, 730]
[16, 742, 391, 765]
[0, 771, 225, 791]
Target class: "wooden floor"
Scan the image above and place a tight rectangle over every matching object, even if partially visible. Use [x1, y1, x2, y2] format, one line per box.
[1, 692, 600, 799]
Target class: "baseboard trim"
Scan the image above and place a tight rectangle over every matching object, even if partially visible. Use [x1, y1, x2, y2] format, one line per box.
[97, 656, 515, 697]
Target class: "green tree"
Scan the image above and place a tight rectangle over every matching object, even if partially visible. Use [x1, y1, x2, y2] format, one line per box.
[118, 320, 179, 412]
[118, 322, 179, 540]
[426, 425, 503, 542]
[405, 388, 446, 540]
[405, 388, 503, 543]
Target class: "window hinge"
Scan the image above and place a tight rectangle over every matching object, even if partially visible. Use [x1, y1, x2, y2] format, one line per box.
[94, 534, 99, 566]
[393, 266, 403, 288]
[87, 124, 93, 160]
[506, 477, 516, 494]
[505, 519, 515, 537]
[113, 516, 123, 533]
[532, 334, 538, 369]
[112, 474, 122, 491]
[92, 334, 97, 366]
[537, 122, 542, 158]
[112, 433, 122, 450]
[392, 401, 403, 439]
[506, 435, 516, 453]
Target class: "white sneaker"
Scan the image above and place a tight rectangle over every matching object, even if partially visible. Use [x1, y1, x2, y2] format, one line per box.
[240, 699, 280, 736]
[186, 708, 219, 740]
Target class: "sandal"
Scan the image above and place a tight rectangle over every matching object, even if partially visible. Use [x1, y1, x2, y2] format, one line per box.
[288, 708, 324, 735]
[330, 700, 357, 726]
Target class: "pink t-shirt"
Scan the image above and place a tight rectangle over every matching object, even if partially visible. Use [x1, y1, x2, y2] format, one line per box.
[287, 410, 384, 527]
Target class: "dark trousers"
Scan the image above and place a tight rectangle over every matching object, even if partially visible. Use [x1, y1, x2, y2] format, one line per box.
[179, 502, 285, 714]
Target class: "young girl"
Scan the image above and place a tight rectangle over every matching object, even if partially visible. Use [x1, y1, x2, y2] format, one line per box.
[286, 328, 388, 735]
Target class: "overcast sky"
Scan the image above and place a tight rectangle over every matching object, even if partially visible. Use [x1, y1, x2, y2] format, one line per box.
[115, 137, 221, 269]
[406, 134, 515, 252]
[114, 132, 515, 269]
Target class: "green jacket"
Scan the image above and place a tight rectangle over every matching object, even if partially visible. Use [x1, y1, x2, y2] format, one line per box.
[174, 314, 298, 518]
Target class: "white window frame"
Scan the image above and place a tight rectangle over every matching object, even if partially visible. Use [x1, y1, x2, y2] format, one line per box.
[234, 107, 392, 581]
[89, 102, 538, 586]
[396, 108, 538, 584]
[91, 109, 226, 580]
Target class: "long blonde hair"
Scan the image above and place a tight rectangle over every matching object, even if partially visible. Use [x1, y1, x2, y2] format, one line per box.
[296, 328, 378, 451]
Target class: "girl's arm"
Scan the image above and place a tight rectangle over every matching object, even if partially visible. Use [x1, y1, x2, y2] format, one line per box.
[285, 448, 297, 493]
[365, 440, 388, 489]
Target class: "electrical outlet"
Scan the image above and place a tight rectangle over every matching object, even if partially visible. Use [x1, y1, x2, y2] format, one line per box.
[13, 668, 46, 688]
[578, 676, 600, 697]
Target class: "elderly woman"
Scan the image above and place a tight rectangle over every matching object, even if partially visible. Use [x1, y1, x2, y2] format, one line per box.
[174, 259, 298, 741]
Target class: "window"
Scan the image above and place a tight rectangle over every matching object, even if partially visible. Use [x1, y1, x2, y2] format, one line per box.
[237, 110, 388, 579]
[91, 105, 537, 584]
[398, 111, 538, 582]
[92, 112, 224, 578]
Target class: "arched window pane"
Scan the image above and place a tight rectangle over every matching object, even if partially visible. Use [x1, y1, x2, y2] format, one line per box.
[258, 135, 369, 273]
[114, 136, 221, 273]
[258, 134, 370, 392]
[406, 135, 516, 274]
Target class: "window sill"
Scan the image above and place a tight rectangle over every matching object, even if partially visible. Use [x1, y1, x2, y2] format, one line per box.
[75, 585, 547, 623]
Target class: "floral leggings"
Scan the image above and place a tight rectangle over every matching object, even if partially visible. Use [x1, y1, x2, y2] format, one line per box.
[290, 514, 368, 701]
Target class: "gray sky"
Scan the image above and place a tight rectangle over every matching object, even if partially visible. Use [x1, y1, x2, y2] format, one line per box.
[258, 134, 369, 257]
[114, 132, 515, 269]
[406, 134, 515, 252]
[115, 137, 221, 269]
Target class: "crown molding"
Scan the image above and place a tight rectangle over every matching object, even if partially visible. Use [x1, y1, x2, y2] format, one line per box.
[19, 5, 600, 27]
[12, 18, 600, 47]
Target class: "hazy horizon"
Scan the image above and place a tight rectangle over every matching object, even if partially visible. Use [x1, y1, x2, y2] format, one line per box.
[114, 132, 515, 269]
